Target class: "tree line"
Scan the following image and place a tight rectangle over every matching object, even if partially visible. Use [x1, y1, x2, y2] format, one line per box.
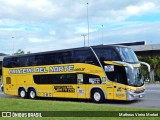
[138, 56, 160, 81]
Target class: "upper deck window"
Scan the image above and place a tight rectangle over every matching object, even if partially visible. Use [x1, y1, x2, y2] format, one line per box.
[94, 48, 121, 61]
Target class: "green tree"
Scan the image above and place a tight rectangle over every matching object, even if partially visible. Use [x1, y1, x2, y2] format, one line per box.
[14, 49, 25, 55]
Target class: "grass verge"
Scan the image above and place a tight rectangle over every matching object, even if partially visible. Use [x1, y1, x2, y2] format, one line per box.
[0, 98, 159, 120]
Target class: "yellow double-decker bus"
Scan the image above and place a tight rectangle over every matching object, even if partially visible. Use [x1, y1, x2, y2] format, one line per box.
[2, 45, 147, 103]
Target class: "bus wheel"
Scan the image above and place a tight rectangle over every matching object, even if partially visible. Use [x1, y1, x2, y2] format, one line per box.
[92, 89, 105, 103]
[29, 89, 36, 99]
[19, 88, 27, 98]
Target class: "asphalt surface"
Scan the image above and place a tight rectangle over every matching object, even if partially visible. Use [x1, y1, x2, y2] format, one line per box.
[0, 84, 160, 109]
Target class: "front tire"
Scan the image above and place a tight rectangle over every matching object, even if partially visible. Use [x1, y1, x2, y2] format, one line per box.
[92, 89, 105, 103]
[19, 88, 27, 98]
[29, 89, 36, 99]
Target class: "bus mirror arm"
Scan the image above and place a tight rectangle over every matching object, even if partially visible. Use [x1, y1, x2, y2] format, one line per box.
[113, 61, 134, 73]
[140, 61, 151, 82]
[140, 61, 151, 72]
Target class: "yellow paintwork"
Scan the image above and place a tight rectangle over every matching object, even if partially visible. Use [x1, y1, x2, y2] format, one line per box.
[104, 61, 125, 66]
[2, 62, 145, 100]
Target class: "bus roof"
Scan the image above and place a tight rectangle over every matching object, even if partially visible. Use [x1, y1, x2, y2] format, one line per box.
[4, 44, 128, 59]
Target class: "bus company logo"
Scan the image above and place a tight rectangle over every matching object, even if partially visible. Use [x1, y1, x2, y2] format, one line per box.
[117, 87, 122, 92]
[8, 65, 74, 74]
[116, 93, 124, 97]
[78, 88, 85, 95]
[49, 65, 74, 72]
[74, 68, 85, 71]
[54, 86, 75, 93]
[1, 112, 42, 117]
[2, 112, 11, 117]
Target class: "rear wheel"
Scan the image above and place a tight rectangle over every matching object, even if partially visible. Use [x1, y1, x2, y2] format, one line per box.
[92, 89, 105, 103]
[19, 88, 27, 98]
[29, 89, 36, 99]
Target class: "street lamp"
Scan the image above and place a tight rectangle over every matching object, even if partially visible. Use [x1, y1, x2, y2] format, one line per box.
[81, 34, 87, 47]
[102, 25, 103, 45]
[86, 3, 89, 46]
[12, 37, 14, 55]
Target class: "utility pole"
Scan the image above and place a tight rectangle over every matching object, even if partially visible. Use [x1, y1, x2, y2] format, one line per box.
[81, 34, 87, 47]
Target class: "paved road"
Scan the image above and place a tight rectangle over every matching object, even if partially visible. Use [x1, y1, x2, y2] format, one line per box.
[0, 84, 160, 109]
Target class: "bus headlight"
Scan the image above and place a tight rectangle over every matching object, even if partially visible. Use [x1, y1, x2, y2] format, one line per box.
[128, 89, 135, 93]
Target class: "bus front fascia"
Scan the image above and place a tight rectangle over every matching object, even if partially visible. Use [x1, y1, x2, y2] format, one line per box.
[105, 61, 146, 101]
[90, 47, 146, 100]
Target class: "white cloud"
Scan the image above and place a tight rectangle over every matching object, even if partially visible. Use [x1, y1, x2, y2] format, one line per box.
[0, 0, 160, 54]
[109, 2, 156, 22]
[0, 27, 24, 31]
[126, 2, 155, 16]
[28, 37, 51, 43]
[74, 26, 98, 34]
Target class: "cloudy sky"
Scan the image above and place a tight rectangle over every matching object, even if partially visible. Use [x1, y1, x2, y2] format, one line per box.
[0, 0, 160, 54]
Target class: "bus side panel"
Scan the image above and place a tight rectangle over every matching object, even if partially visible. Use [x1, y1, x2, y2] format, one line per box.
[52, 85, 65, 97]
[3, 75, 18, 96]
[64, 84, 77, 98]
[37, 85, 53, 97]
[16, 75, 33, 86]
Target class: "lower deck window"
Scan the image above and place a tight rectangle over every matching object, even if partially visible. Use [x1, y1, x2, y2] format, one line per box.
[33, 73, 101, 84]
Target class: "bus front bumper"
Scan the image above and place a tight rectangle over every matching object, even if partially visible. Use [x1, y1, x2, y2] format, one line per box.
[126, 90, 145, 101]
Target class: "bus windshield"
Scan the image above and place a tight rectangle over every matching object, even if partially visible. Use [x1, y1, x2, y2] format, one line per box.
[117, 47, 139, 63]
[125, 67, 144, 87]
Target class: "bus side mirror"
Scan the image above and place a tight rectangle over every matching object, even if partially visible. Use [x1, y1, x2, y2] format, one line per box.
[140, 61, 151, 72]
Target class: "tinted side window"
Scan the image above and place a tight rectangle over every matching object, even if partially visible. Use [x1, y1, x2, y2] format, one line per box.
[3, 58, 11, 68]
[94, 48, 121, 61]
[34, 55, 45, 66]
[44, 53, 57, 65]
[44, 52, 73, 65]
[3, 57, 18, 68]
[83, 74, 101, 84]
[17, 57, 30, 67]
[105, 66, 127, 85]
[73, 50, 99, 66]
[33, 74, 77, 84]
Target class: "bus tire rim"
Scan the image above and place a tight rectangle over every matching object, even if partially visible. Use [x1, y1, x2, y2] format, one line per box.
[20, 90, 25, 98]
[30, 91, 35, 99]
[94, 92, 101, 101]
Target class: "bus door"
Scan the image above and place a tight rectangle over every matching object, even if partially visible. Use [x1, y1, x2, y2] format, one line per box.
[77, 74, 86, 98]
[113, 83, 126, 100]
[105, 64, 127, 100]
[106, 81, 114, 99]
[112, 66, 127, 100]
